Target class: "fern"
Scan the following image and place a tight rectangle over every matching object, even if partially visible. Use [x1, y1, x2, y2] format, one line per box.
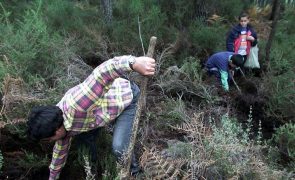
[171, 113, 208, 146]
[140, 147, 185, 179]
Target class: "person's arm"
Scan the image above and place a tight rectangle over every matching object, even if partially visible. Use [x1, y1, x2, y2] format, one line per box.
[92, 55, 155, 81]
[226, 29, 236, 52]
[220, 70, 229, 91]
[49, 136, 72, 180]
[247, 27, 258, 46]
[251, 29, 258, 46]
[73, 55, 155, 109]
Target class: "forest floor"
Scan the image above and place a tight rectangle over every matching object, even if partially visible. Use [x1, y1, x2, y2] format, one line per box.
[0, 66, 275, 180]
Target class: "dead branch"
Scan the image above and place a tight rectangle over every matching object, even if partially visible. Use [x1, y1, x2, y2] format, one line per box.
[119, 36, 157, 179]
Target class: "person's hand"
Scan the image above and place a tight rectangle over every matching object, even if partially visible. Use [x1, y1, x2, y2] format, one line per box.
[230, 70, 235, 77]
[246, 35, 255, 41]
[133, 56, 156, 76]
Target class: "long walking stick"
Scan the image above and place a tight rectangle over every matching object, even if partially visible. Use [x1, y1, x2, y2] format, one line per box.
[120, 36, 157, 179]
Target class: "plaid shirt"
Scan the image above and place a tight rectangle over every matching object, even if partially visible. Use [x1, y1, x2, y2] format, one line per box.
[49, 56, 135, 180]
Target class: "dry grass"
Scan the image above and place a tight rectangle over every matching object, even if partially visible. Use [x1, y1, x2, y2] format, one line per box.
[248, 5, 272, 40]
[0, 75, 39, 125]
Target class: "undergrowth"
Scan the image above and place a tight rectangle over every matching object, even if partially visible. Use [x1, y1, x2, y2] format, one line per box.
[0, 1, 294, 179]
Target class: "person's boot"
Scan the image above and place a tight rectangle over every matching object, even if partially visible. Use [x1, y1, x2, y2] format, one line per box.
[130, 156, 142, 176]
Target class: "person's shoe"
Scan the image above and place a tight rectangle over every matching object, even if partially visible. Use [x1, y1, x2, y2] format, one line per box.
[130, 161, 142, 176]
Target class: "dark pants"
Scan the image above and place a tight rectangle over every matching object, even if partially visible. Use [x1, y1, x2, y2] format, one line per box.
[76, 82, 140, 172]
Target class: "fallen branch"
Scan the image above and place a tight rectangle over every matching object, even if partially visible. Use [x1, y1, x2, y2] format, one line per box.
[119, 36, 157, 179]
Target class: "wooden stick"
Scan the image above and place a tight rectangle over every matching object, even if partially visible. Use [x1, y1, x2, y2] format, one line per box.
[230, 70, 242, 94]
[232, 75, 242, 94]
[120, 36, 157, 179]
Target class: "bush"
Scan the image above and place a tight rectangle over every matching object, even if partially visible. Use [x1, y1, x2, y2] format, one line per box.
[152, 97, 189, 131]
[180, 56, 203, 82]
[262, 8, 295, 121]
[17, 151, 49, 170]
[189, 20, 227, 55]
[271, 123, 295, 169]
[263, 71, 295, 120]
[205, 114, 290, 179]
[44, 0, 97, 33]
[111, 0, 168, 54]
[0, 0, 69, 84]
[213, 0, 245, 21]
[166, 141, 192, 159]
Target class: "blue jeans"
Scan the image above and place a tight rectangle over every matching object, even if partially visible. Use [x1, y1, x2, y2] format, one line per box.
[112, 82, 140, 162]
[76, 82, 140, 168]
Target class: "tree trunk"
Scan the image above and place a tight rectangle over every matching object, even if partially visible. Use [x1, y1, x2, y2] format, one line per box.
[269, 0, 279, 20]
[265, 0, 281, 69]
[194, 0, 207, 20]
[100, 0, 113, 25]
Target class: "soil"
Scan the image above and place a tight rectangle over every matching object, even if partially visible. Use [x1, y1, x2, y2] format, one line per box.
[0, 127, 98, 179]
[233, 76, 279, 139]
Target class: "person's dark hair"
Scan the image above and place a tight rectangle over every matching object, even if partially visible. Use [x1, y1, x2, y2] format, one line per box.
[27, 105, 64, 142]
[230, 54, 244, 67]
[239, 12, 249, 20]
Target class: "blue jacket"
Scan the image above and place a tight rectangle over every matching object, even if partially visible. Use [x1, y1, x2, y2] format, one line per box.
[226, 24, 258, 53]
[206, 51, 234, 91]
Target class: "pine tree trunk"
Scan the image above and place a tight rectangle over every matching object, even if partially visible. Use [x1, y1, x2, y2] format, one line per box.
[269, 0, 279, 20]
[194, 0, 207, 20]
[100, 0, 113, 25]
[265, 0, 281, 69]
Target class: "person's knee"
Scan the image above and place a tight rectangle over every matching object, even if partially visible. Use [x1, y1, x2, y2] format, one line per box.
[131, 83, 140, 101]
[112, 140, 126, 158]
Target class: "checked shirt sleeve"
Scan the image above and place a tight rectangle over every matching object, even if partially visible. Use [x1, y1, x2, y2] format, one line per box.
[90, 55, 133, 90]
[49, 136, 73, 180]
[65, 55, 134, 117]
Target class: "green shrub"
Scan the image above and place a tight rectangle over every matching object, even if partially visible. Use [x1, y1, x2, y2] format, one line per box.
[151, 97, 189, 131]
[0, 0, 68, 84]
[206, 115, 262, 178]
[266, 146, 282, 168]
[17, 150, 49, 170]
[180, 56, 203, 82]
[213, 0, 245, 21]
[189, 20, 227, 54]
[271, 123, 295, 168]
[97, 130, 118, 180]
[282, 7, 295, 35]
[5, 123, 27, 139]
[44, 0, 91, 33]
[111, 0, 168, 54]
[43, 0, 104, 58]
[166, 141, 192, 159]
[263, 8, 295, 121]
[156, 0, 196, 28]
[100, 153, 118, 180]
[264, 71, 295, 119]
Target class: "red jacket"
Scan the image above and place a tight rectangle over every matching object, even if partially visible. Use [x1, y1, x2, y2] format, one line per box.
[234, 30, 252, 55]
[226, 24, 258, 56]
